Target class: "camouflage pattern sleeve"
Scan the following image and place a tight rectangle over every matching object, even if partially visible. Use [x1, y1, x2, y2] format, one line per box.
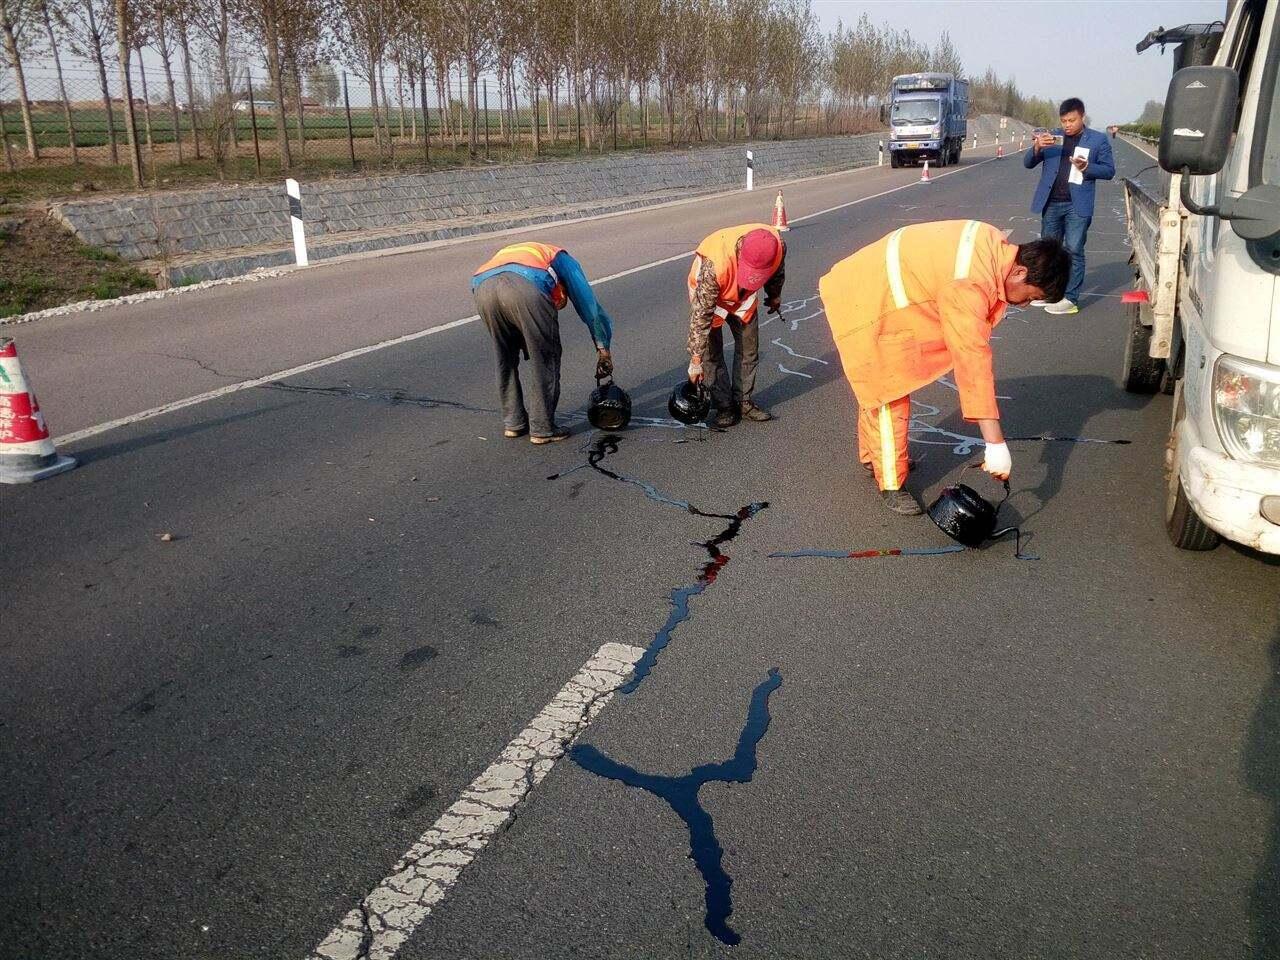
[687, 256, 719, 359]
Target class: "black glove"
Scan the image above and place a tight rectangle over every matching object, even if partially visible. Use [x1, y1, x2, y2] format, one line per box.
[595, 353, 614, 380]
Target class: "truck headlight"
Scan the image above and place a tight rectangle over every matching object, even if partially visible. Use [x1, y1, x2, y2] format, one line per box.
[1213, 355, 1280, 465]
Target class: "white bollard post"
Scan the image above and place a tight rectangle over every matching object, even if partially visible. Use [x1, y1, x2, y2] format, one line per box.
[286, 177, 308, 267]
[745, 149, 754, 191]
[878, 140, 884, 167]
[972, 134, 977, 150]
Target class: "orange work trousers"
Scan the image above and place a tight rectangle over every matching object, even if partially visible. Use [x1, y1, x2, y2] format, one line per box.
[858, 394, 912, 491]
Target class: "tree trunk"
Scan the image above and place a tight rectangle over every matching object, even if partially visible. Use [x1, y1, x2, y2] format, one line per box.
[466, 59, 477, 157]
[408, 68, 417, 142]
[87, 17, 119, 163]
[156, 31, 183, 164]
[396, 63, 406, 140]
[218, 41, 238, 147]
[434, 67, 447, 140]
[293, 60, 305, 159]
[0, 0, 39, 159]
[262, 10, 292, 169]
[0, 95, 14, 171]
[530, 80, 540, 155]
[40, 0, 77, 163]
[176, 19, 200, 158]
[135, 45, 156, 175]
[369, 62, 384, 151]
[113, 0, 143, 186]
[378, 60, 394, 157]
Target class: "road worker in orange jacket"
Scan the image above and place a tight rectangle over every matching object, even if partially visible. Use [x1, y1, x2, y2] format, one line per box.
[686, 224, 786, 428]
[820, 220, 1070, 515]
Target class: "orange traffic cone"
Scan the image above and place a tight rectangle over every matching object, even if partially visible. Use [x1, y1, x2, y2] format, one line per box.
[0, 337, 76, 483]
[772, 190, 790, 231]
[997, 143, 1004, 159]
[919, 160, 932, 184]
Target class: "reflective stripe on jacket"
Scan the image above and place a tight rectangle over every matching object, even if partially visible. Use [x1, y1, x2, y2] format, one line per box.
[475, 242, 568, 309]
[685, 223, 783, 326]
[819, 219, 1015, 421]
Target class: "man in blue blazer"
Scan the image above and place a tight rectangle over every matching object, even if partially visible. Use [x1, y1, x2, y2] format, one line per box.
[1023, 98, 1115, 314]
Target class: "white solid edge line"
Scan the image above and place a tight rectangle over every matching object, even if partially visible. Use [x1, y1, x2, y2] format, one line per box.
[308, 641, 646, 960]
[55, 155, 996, 448]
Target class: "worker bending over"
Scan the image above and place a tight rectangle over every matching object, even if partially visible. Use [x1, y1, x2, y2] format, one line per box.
[820, 220, 1069, 515]
[473, 241, 614, 444]
[686, 224, 786, 428]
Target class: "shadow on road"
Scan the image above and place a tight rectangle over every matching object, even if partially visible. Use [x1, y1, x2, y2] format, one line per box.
[1246, 621, 1280, 959]
[909, 373, 1156, 527]
[69, 402, 298, 465]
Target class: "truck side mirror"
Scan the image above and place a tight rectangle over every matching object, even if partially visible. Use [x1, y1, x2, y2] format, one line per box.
[1159, 65, 1238, 175]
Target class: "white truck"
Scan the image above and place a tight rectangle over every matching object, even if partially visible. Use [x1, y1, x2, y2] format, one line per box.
[1121, 0, 1280, 554]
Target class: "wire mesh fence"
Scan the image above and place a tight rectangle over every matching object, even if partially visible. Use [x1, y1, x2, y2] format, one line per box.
[1, 59, 881, 185]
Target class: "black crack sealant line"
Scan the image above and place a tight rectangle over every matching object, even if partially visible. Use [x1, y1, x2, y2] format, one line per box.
[770, 546, 966, 559]
[1006, 435, 1132, 445]
[571, 668, 782, 947]
[549, 434, 768, 694]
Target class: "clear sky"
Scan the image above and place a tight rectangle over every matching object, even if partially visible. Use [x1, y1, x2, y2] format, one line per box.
[812, 0, 1228, 126]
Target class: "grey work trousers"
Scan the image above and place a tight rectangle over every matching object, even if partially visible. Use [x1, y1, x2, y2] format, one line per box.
[473, 273, 563, 437]
[705, 313, 760, 411]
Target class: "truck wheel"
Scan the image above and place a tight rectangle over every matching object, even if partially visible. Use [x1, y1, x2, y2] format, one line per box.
[890, 154, 901, 169]
[936, 150, 946, 168]
[1122, 300, 1165, 393]
[1165, 387, 1220, 551]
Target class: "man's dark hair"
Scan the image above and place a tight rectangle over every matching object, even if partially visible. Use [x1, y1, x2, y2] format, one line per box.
[1059, 97, 1085, 117]
[1016, 238, 1070, 302]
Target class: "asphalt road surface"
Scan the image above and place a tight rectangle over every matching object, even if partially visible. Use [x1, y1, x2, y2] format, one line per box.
[3, 140, 1279, 960]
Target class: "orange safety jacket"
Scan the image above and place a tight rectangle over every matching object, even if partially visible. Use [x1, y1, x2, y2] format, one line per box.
[686, 223, 784, 326]
[474, 241, 568, 309]
[819, 219, 1017, 422]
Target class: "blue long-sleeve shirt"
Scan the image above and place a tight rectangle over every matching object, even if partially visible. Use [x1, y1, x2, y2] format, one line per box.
[471, 250, 613, 348]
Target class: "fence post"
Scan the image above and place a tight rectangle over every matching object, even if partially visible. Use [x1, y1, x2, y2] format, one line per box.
[483, 79, 490, 159]
[246, 74, 262, 176]
[342, 72, 356, 169]
[745, 149, 753, 191]
[286, 178, 308, 267]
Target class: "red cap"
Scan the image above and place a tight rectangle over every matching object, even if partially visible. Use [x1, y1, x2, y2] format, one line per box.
[737, 229, 780, 291]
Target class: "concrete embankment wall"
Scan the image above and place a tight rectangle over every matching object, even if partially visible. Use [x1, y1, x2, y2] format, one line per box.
[51, 134, 882, 272]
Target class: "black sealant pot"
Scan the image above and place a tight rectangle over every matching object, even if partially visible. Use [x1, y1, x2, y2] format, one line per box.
[588, 377, 632, 430]
[927, 482, 1001, 546]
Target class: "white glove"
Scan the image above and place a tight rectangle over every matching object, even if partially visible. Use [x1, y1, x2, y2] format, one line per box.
[982, 441, 1012, 480]
[688, 360, 703, 382]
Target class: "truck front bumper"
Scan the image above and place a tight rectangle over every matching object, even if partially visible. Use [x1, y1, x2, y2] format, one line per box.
[1178, 420, 1280, 554]
[889, 140, 941, 152]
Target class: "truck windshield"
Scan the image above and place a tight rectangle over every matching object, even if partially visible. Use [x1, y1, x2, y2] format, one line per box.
[891, 101, 940, 125]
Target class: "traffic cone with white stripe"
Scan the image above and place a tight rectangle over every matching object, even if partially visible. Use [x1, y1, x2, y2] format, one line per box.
[996, 143, 1004, 159]
[0, 337, 76, 483]
[919, 160, 932, 184]
[772, 190, 790, 231]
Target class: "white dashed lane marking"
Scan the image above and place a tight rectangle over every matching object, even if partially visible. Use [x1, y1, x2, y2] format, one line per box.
[309, 642, 645, 960]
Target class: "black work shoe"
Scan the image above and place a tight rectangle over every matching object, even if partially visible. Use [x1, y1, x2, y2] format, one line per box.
[530, 428, 571, 445]
[713, 409, 737, 429]
[880, 489, 923, 516]
[740, 403, 773, 422]
[503, 426, 529, 438]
